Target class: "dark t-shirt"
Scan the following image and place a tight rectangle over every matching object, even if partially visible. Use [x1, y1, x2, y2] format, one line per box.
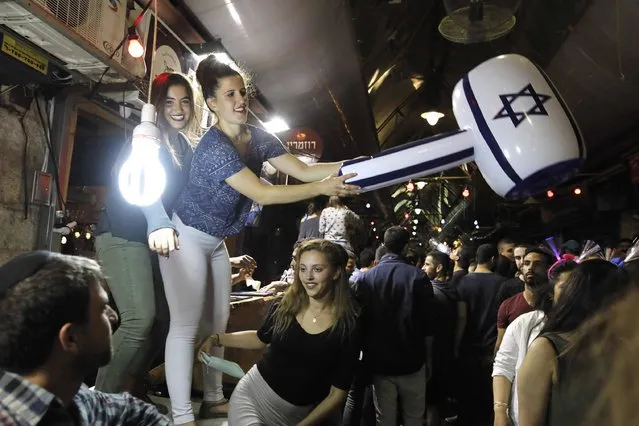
[96, 133, 193, 243]
[497, 292, 534, 329]
[256, 303, 360, 406]
[448, 269, 467, 289]
[431, 280, 458, 363]
[457, 272, 506, 354]
[495, 276, 525, 309]
[297, 216, 321, 241]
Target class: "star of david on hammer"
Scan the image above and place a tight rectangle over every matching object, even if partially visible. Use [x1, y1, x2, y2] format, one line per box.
[494, 83, 552, 127]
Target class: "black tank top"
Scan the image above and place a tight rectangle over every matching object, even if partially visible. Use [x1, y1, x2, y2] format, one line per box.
[542, 332, 603, 426]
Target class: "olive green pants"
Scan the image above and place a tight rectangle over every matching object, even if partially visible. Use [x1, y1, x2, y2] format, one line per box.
[94, 232, 169, 393]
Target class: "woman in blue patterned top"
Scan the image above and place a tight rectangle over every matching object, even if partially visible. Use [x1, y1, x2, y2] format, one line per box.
[146, 55, 360, 425]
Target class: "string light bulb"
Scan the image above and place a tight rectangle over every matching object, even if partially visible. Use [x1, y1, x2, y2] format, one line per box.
[547, 189, 555, 198]
[126, 33, 144, 58]
[118, 104, 166, 206]
[573, 187, 582, 195]
[366, 203, 371, 209]
[61, 236, 67, 245]
[462, 187, 470, 198]
[74, 231, 81, 238]
[119, 0, 165, 206]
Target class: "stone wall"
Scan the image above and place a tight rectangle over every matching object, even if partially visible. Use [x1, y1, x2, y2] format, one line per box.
[0, 93, 48, 264]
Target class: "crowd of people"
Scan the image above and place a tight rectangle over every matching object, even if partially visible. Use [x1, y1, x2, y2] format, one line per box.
[1, 53, 639, 426]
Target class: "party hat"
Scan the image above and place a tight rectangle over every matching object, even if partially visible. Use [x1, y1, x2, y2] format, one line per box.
[577, 240, 603, 263]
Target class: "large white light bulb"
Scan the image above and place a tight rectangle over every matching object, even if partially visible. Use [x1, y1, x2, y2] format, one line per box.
[118, 104, 166, 206]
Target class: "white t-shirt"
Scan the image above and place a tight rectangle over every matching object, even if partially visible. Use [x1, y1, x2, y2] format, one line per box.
[492, 310, 546, 426]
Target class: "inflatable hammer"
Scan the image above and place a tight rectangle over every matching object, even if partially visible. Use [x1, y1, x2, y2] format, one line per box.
[340, 54, 585, 199]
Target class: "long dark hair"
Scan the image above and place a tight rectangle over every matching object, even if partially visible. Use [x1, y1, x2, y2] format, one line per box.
[542, 260, 629, 335]
[151, 72, 195, 133]
[113, 73, 196, 174]
[271, 239, 358, 340]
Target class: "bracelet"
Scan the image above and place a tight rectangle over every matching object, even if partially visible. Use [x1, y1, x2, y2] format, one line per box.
[214, 333, 222, 347]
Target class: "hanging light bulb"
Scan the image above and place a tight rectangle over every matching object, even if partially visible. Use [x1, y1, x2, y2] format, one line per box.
[61, 236, 67, 245]
[462, 187, 470, 198]
[412, 231, 417, 236]
[441, 219, 446, 224]
[414, 208, 423, 215]
[366, 202, 371, 209]
[85, 232, 91, 240]
[373, 227, 377, 232]
[413, 225, 417, 230]
[573, 187, 582, 195]
[74, 231, 81, 238]
[421, 111, 445, 126]
[474, 220, 478, 226]
[126, 33, 145, 58]
[546, 189, 555, 198]
[118, 104, 166, 206]
[415, 181, 427, 190]
[413, 219, 419, 224]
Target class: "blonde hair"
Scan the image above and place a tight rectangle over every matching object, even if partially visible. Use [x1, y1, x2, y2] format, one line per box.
[271, 239, 358, 340]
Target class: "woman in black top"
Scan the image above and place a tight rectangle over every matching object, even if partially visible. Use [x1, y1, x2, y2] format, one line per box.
[517, 260, 630, 426]
[200, 239, 360, 425]
[93, 73, 196, 396]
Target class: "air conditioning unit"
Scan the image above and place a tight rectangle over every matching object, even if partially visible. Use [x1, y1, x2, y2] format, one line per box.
[0, 0, 130, 82]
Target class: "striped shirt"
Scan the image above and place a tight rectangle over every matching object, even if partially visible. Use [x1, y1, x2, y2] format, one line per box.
[0, 369, 169, 425]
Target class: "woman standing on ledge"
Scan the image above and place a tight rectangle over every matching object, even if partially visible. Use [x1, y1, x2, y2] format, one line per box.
[201, 239, 361, 425]
[146, 55, 360, 425]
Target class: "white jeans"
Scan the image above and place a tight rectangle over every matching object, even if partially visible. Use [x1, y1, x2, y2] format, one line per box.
[160, 214, 231, 424]
[372, 365, 426, 426]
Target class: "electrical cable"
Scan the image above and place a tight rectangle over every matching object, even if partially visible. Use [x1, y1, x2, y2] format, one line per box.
[88, 0, 155, 99]
[34, 93, 66, 210]
[148, 0, 158, 104]
[20, 111, 29, 220]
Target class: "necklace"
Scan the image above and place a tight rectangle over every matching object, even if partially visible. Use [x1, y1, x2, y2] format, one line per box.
[309, 305, 328, 324]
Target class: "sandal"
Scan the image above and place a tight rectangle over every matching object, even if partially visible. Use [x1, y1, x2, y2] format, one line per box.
[198, 398, 229, 419]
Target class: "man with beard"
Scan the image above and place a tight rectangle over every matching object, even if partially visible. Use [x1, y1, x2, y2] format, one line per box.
[0, 251, 170, 425]
[494, 248, 552, 353]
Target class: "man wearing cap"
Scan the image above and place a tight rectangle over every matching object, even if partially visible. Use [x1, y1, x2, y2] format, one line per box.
[0, 251, 170, 425]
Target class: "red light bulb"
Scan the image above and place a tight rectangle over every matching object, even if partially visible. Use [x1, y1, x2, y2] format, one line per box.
[547, 190, 555, 198]
[127, 34, 145, 58]
[574, 187, 582, 195]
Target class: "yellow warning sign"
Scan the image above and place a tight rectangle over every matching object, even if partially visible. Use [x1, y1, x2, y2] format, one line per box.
[1, 35, 48, 75]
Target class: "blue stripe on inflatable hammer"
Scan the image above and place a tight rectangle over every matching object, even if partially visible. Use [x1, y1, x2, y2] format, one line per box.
[349, 147, 475, 189]
[338, 129, 468, 177]
[462, 75, 522, 184]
